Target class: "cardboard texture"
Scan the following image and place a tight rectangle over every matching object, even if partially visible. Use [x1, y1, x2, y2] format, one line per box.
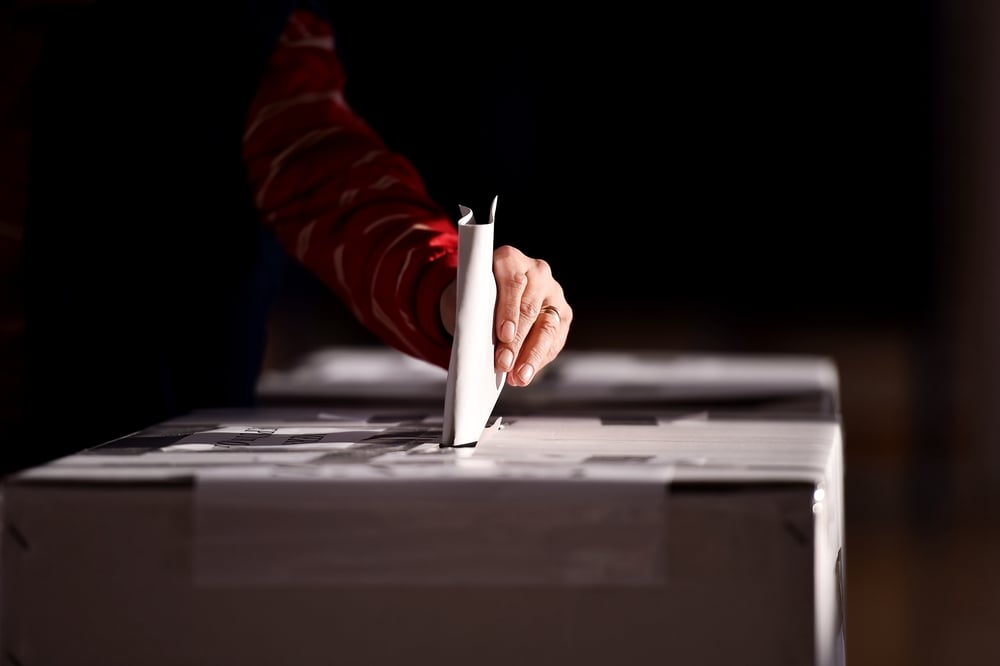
[1, 353, 845, 666]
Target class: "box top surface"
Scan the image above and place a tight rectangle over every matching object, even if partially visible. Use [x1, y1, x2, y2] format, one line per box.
[7, 408, 841, 487]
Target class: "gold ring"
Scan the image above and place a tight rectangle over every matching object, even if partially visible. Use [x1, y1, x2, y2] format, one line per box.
[539, 305, 561, 324]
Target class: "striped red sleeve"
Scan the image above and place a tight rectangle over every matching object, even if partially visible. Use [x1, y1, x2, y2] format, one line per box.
[242, 8, 458, 370]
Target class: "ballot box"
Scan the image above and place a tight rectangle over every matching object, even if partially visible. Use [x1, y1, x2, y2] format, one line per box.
[0, 352, 845, 666]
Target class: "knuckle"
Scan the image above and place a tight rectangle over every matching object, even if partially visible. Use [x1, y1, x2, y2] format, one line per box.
[504, 271, 528, 291]
[520, 300, 541, 319]
[530, 258, 553, 277]
[493, 244, 519, 262]
[536, 315, 560, 336]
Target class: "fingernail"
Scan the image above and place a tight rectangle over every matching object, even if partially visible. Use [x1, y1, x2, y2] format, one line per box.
[517, 363, 535, 384]
[500, 320, 516, 343]
[498, 349, 514, 371]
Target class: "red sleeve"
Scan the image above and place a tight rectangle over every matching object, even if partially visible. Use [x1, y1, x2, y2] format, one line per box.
[242, 9, 458, 370]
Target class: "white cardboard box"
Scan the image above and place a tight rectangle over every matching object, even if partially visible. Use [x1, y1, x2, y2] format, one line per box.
[2, 354, 845, 666]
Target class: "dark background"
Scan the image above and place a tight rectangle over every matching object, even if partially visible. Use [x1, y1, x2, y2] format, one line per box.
[324, 3, 939, 321]
[2, 2, 998, 665]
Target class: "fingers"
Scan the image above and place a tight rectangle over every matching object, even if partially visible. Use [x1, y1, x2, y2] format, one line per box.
[492, 245, 572, 387]
[507, 299, 570, 387]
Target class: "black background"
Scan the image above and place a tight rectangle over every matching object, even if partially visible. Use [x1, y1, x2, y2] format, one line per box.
[316, 2, 941, 322]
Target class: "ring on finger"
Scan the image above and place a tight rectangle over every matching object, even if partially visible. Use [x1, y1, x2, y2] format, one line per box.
[539, 304, 561, 325]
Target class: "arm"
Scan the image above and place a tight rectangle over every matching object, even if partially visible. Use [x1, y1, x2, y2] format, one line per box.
[243, 8, 572, 383]
[242, 8, 457, 369]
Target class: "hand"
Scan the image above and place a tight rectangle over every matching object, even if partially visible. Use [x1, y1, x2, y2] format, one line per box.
[439, 245, 572, 387]
[490, 245, 571, 386]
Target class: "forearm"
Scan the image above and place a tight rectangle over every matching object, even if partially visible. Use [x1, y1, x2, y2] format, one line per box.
[242, 8, 458, 368]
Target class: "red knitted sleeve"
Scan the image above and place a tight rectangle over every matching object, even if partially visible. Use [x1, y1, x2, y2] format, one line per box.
[242, 9, 458, 370]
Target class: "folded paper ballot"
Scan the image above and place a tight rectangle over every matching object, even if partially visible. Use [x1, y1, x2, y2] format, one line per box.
[441, 196, 506, 447]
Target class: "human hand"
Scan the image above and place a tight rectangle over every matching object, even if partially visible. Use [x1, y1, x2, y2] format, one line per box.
[440, 245, 572, 387]
[491, 245, 571, 386]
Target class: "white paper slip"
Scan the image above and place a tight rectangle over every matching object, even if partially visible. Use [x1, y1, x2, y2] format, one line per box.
[441, 195, 506, 446]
